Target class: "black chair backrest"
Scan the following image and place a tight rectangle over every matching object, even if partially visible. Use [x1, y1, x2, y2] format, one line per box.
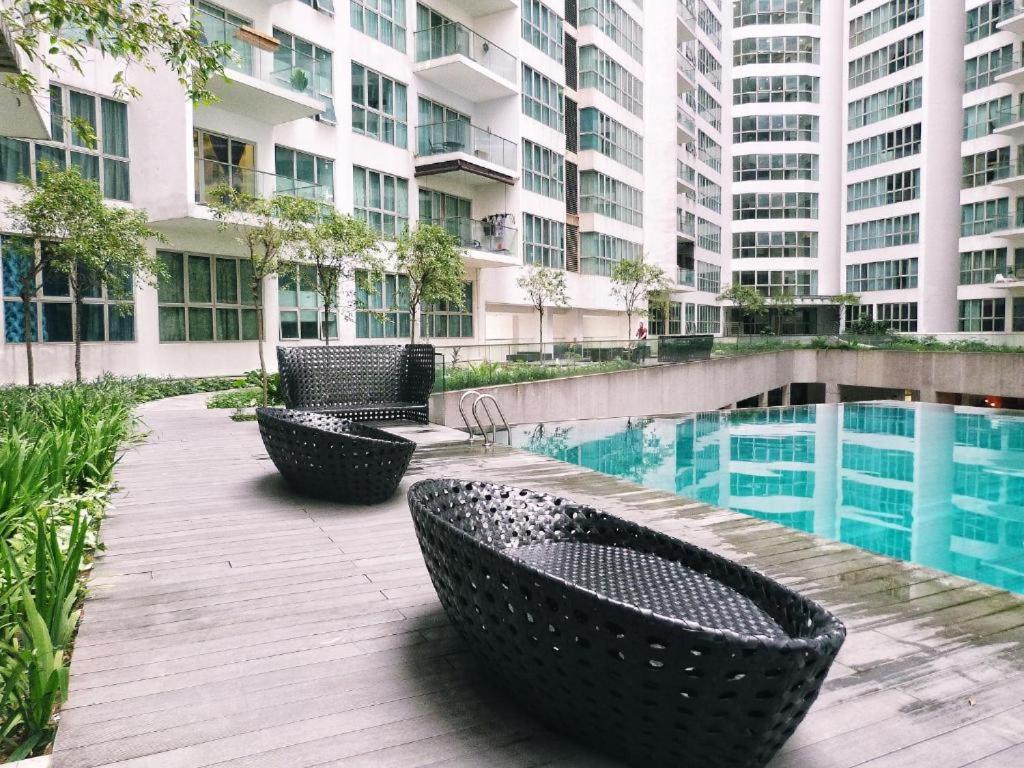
[277, 345, 435, 409]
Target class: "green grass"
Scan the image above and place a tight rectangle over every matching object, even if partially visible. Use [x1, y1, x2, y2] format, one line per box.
[435, 359, 639, 392]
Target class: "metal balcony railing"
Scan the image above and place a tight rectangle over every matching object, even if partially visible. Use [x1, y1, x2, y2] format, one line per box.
[414, 21, 516, 84]
[423, 216, 517, 255]
[415, 120, 517, 170]
[194, 6, 327, 102]
[194, 157, 327, 206]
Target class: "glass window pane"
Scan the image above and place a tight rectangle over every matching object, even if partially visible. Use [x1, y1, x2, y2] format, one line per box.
[298, 264, 318, 308]
[0, 138, 30, 183]
[216, 308, 240, 340]
[159, 306, 186, 341]
[158, 252, 184, 303]
[216, 258, 238, 304]
[41, 302, 72, 341]
[103, 159, 130, 201]
[3, 299, 35, 342]
[239, 260, 256, 305]
[42, 265, 70, 297]
[70, 152, 99, 181]
[280, 310, 298, 339]
[35, 145, 66, 179]
[299, 309, 318, 338]
[188, 307, 214, 340]
[278, 266, 297, 307]
[241, 308, 259, 339]
[109, 305, 134, 341]
[188, 255, 212, 303]
[2, 236, 34, 297]
[81, 303, 104, 341]
[69, 91, 97, 148]
[101, 99, 129, 157]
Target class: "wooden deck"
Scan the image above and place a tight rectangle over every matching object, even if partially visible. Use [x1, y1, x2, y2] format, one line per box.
[50, 394, 1024, 768]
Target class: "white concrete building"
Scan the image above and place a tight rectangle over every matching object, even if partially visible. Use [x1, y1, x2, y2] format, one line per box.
[2, 0, 1024, 383]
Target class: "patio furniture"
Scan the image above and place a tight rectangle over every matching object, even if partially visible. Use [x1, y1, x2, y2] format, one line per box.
[257, 408, 414, 503]
[408, 479, 847, 768]
[277, 344, 435, 424]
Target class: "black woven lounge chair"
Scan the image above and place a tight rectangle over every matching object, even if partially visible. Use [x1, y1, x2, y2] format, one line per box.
[257, 408, 415, 503]
[408, 479, 847, 768]
[277, 344, 435, 424]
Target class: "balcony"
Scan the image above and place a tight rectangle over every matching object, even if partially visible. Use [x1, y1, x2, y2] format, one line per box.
[995, 57, 1024, 87]
[677, 51, 696, 92]
[424, 215, 519, 268]
[994, 104, 1024, 141]
[992, 265, 1024, 291]
[677, 106, 696, 144]
[443, 0, 517, 15]
[0, 22, 50, 138]
[998, 3, 1024, 34]
[677, 158, 696, 194]
[414, 22, 517, 102]
[195, 6, 327, 124]
[678, 266, 696, 288]
[677, 0, 696, 42]
[415, 120, 517, 186]
[992, 154, 1024, 192]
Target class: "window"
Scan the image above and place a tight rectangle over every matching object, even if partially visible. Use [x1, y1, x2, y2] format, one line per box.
[960, 248, 1007, 285]
[579, 107, 643, 171]
[356, 272, 410, 338]
[733, 154, 818, 182]
[846, 258, 918, 292]
[523, 214, 565, 268]
[959, 298, 1006, 332]
[733, 231, 818, 260]
[1, 237, 135, 343]
[352, 167, 409, 238]
[962, 148, 1010, 189]
[580, 0, 642, 63]
[848, 32, 923, 89]
[733, 192, 818, 220]
[733, 36, 818, 66]
[697, 260, 721, 292]
[579, 45, 643, 117]
[523, 0, 564, 63]
[697, 175, 721, 213]
[846, 214, 919, 252]
[157, 251, 257, 342]
[697, 87, 721, 130]
[733, 270, 819, 297]
[649, 300, 682, 336]
[968, 1, 1013, 43]
[691, 304, 721, 335]
[698, 4, 722, 48]
[523, 140, 565, 200]
[580, 171, 643, 226]
[961, 198, 1009, 237]
[278, 263, 337, 340]
[734, 0, 819, 26]
[19, 85, 130, 200]
[697, 131, 721, 172]
[697, 43, 721, 88]
[848, 78, 922, 129]
[351, 63, 407, 146]
[1015, 297, 1024, 331]
[580, 232, 642, 276]
[847, 124, 921, 171]
[416, 96, 470, 159]
[522, 65, 564, 131]
[422, 282, 473, 338]
[875, 302, 917, 332]
[274, 146, 334, 203]
[964, 96, 1013, 140]
[418, 188, 471, 230]
[351, 0, 406, 51]
[965, 46, 1014, 92]
[849, 0, 923, 48]
[273, 30, 335, 123]
[847, 169, 919, 211]
[733, 114, 818, 143]
[733, 75, 818, 105]
[193, 129, 254, 204]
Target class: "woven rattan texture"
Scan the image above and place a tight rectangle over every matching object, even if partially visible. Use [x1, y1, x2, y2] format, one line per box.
[408, 479, 847, 768]
[514, 542, 787, 640]
[257, 408, 415, 503]
[276, 344, 435, 424]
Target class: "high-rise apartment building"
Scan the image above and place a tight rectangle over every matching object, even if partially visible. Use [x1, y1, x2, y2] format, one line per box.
[0, 1, 1021, 383]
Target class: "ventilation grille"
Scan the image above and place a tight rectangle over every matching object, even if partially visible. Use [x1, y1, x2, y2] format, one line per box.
[565, 33, 578, 90]
[566, 97, 578, 153]
[566, 160, 579, 215]
[565, 0, 578, 27]
[566, 224, 580, 273]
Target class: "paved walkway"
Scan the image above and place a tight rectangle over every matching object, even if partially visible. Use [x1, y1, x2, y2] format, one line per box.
[50, 394, 1024, 767]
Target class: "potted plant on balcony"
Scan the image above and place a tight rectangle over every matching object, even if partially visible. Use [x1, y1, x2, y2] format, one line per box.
[290, 68, 310, 93]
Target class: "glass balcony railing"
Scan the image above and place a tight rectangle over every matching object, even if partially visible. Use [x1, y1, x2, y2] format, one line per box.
[423, 216, 517, 255]
[194, 157, 327, 206]
[678, 267, 696, 287]
[677, 108, 695, 135]
[677, 0, 696, 23]
[677, 51, 696, 80]
[414, 21, 516, 84]
[415, 120, 517, 170]
[194, 5, 328, 104]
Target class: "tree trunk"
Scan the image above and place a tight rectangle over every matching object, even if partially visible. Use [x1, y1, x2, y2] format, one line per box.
[20, 288, 34, 387]
[73, 288, 83, 384]
[626, 310, 633, 347]
[254, 285, 268, 407]
[538, 306, 544, 358]
[323, 297, 331, 346]
[409, 300, 418, 346]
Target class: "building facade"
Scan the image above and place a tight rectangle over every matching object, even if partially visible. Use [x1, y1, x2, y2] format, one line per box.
[1, 0, 1023, 383]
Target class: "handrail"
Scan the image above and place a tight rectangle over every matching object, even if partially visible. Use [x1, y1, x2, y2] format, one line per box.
[457, 389, 510, 445]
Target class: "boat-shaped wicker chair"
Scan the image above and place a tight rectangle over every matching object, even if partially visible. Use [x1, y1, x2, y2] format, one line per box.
[277, 344, 435, 423]
[257, 408, 415, 503]
[408, 479, 847, 768]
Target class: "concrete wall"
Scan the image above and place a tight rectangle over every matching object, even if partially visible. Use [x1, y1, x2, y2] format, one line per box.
[429, 349, 1024, 427]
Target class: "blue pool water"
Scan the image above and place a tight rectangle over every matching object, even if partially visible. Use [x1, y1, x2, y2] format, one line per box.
[510, 402, 1024, 595]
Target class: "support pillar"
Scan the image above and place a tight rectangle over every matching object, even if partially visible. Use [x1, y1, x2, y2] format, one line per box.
[825, 383, 841, 404]
[918, 388, 938, 403]
[781, 384, 792, 406]
[757, 391, 768, 407]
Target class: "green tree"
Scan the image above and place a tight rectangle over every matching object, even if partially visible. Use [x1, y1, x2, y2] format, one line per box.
[1, 0, 231, 106]
[517, 265, 569, 353]
[394, 224, 466, 345]
[294, 213, 384, 345]
[718, 284, 767, 337]
[609, 256, 669, 341]
[209, 187, 319, 405]
[7, 164, 161, 383]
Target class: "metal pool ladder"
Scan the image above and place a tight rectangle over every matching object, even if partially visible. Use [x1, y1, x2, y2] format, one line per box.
[458, 390, 511, 446]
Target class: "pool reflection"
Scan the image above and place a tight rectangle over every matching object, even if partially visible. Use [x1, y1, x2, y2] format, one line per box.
[513, 403, 1024, 594]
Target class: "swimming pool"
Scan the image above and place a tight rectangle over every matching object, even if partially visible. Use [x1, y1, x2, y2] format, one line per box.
[510, 402, 1024, 595]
